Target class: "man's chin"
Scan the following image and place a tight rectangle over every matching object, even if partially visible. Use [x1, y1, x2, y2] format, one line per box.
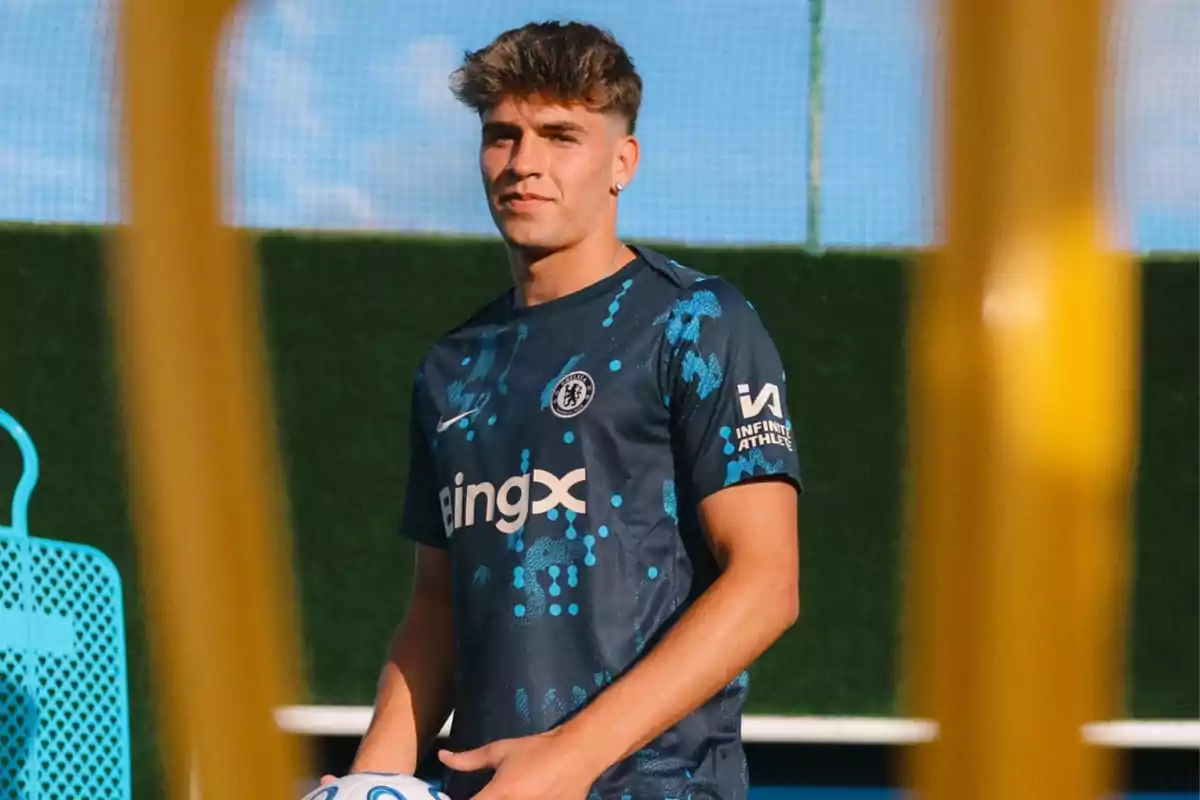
[498, 224, 562, 254]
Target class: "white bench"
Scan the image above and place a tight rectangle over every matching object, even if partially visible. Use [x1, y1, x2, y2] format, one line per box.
[272, 707, 1200, 749]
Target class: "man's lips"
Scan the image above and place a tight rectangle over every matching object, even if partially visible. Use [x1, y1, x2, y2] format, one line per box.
[499, 192, 553, 212]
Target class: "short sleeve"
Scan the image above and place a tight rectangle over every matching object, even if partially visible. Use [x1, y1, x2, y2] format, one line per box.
[400, 378, 449, 549]
[661, 280, 803, 502]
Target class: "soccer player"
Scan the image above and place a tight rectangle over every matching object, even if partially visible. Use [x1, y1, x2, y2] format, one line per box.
[333, 21, 802, 800]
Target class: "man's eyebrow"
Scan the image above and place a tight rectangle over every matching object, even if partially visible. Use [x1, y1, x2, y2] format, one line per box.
[482, 120, 521, 136]
[538, 120, 587, 134]
[481, 119, 589, 138]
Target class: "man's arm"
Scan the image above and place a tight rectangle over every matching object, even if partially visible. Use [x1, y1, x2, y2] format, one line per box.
[560, 478, 799, 774]
[351, 543, 456, 773]
[439, 478, 799, 796]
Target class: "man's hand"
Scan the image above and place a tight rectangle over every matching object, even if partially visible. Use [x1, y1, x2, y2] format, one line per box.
[437, 729, 600, 800]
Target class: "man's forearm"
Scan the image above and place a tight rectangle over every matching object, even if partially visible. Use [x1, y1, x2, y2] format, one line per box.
[558, 560, 798, 777]
[353, 600, 456, 772]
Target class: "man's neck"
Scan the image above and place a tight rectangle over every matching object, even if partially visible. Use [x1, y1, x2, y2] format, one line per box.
[509, 233, 635, 308]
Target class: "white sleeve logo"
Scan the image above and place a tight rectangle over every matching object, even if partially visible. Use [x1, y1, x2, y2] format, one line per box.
[731, 382, 793, 453]
[737, 383, 783, 419]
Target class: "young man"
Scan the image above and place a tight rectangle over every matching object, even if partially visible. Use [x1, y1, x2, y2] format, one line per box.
[338, 21, 802, 800]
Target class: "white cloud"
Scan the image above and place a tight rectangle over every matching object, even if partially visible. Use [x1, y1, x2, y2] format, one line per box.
[224, 24, 486, 234]
[272, 0, 319, 43]
[292, 181, 379, 229]
[235, 134, 490, 234]
[0, 146, 95, 187]
[89, 0, 115, 37]
[269, 135, 488, 234]
[358, 135, 488, 232]
[220, 6, 338, 229]
[1114, 0, 1200, 213]
[376, 35, 464, 116]
[1, 0, 46, 14]
[826, 0, 936, 43]
[222, 0, 335, 138]
[227, 40, 325, 137]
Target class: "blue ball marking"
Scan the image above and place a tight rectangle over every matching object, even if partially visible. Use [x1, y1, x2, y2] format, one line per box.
[563, 430, 575, 443]
[513, 567, 525, 589]
[466, 430, 476, 441]
[514, 604, 526, 618]
[602, 318, 613, 328]
[459, 418, 469, 429]
[598, 525, 610, 538]
[461, 356, 472, 366]
[611, 494, 623, 508]
[609, 359, 621, 372]
[568, 603, 580, 616]
[550, 583, 562, 598]
[367, 789, 406, 800]
[566, 509, 576, 522]
[720, 426, 736, 455]
[567, 565, 579, 587]
[608, 301, 620, 314]
[515, 539, 524, 553]
[550, 604, 562, 617]
[547, 508, 559, 521]
[623, 279, 633, 289]
[565, 527, 577, 540]
[647, 567, 659, 580]
[488, 414, 497, 426]
[521, 448, 530, 459]
[583, 533, 598, 567]
[548, 566, 560, 578]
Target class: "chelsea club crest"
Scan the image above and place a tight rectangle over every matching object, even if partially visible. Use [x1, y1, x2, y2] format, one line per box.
[550, 370, 595, 418]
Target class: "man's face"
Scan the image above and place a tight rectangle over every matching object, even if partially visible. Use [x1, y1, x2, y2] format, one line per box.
[479, 95, 637, 253]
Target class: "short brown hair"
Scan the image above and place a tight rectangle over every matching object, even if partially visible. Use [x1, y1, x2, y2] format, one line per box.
[450, 21, 643, 133]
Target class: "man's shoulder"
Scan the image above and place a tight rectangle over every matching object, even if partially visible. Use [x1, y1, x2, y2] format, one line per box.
[446, 289, 514, 338]
[636, 246, 712, 291]
[417, 290, 513, 364]
[636, 247, 750, 306]
[635, 250, 757, 333]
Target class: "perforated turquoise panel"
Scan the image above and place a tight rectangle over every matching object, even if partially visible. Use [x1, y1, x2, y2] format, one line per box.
[0, 409, 132, 799]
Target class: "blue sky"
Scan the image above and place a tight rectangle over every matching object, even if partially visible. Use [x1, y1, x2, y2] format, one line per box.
[0, 0, 1195, 250]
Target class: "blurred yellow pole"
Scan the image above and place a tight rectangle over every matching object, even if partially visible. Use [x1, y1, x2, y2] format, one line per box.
[906, 0, 1138, 798]
[113, 0, 307, 796]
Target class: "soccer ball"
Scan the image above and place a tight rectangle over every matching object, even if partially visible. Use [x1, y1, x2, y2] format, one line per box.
[300, 773, 450, 800]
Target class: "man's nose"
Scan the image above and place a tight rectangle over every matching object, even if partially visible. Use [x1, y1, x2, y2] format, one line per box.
[508, 136, 547, 178]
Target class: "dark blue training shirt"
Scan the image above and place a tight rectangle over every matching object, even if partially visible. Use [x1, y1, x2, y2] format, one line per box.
[401, 247, 802, 800]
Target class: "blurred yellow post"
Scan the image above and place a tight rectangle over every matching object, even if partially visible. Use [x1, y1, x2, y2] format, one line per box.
[906, 0, 1138, 798]
[113, 0, 307, 796]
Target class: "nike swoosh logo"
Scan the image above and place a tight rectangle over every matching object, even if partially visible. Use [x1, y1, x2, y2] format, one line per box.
[436, 407, 480, 432]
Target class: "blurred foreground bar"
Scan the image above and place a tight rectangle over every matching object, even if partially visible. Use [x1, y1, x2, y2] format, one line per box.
[905, 0, 1139, 799]
[114, 0, 309, 795]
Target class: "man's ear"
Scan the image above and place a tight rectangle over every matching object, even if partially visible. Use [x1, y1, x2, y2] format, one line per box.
[613, 133, 640, 194]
